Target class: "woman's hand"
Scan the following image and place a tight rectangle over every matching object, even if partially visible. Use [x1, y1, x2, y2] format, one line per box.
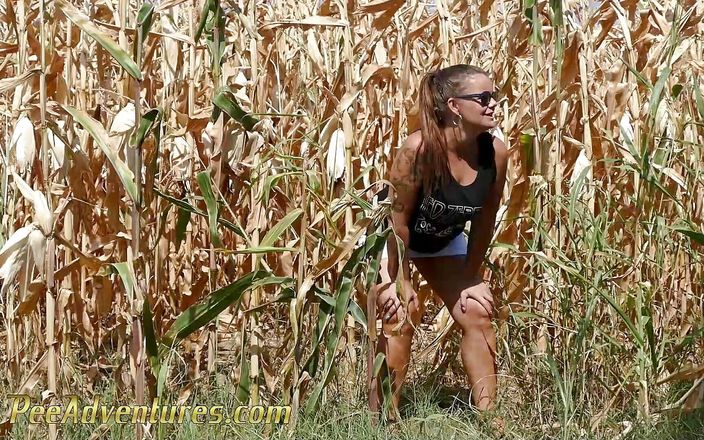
[459, 279, 494, 318]
[377, 286, 404, 324]
[376, 280, 417, 324]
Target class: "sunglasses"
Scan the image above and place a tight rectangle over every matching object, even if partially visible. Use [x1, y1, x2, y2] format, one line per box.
[453, 91, 498, 107]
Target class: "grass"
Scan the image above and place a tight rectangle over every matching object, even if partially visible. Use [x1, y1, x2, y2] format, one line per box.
[5, 337, 704, 440]
[4, 361, 704, 440]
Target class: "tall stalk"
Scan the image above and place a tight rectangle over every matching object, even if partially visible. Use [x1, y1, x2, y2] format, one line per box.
[132, 5, 145, 437]
[207, 0, 222, 379]
[40, 1, 57, 439]
[340, 0, 357, 384]
[247, 0, 265, 407]
[577, 34, 594, 216]
[551, 0, 564, 254]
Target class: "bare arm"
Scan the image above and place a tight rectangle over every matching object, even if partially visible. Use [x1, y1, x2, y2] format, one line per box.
[386, 133, 423, 286]
[464, 137, 509, 281]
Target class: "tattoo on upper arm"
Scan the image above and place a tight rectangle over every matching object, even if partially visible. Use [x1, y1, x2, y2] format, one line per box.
[391, 200, 406, 213]
[390, 180, 409, 213]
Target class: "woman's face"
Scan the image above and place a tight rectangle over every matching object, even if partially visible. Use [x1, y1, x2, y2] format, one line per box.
[447, 74, 498, 130]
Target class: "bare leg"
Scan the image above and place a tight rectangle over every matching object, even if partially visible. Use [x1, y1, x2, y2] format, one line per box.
[376, 308, 414, 416]
[371, 258, 425, 418]
[414, 256, 497, 410]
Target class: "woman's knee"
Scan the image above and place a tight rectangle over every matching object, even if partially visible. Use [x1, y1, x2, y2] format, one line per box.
[381, 304, 423, 336]
[375, 280, 424, 325]
[454, 298, 492, 331]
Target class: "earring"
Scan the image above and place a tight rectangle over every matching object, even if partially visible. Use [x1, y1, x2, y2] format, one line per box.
[454, 115, 462, 126]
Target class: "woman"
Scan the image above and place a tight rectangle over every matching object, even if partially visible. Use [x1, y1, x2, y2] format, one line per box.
[373, 64, 508, 418]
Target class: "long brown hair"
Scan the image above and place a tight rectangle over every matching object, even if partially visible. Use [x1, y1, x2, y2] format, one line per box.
[417, 64, 489, 194]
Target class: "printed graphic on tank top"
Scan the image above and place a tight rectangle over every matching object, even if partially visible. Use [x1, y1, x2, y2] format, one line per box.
[408, 132, 497, 254]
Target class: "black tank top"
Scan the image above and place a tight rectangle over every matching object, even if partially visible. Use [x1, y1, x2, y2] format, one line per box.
[407, 132, 497, 253]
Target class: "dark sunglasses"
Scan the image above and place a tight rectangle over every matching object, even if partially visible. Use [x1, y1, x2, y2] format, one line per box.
[453, 91, 498, 107]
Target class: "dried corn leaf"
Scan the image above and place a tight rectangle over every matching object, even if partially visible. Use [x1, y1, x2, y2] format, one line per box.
[56, 0, 142, 80]
[63, 105, 139, 203]
[0, 68, 40, 93]
[259, 16, 349, 33]
[11, 172, 52, 235]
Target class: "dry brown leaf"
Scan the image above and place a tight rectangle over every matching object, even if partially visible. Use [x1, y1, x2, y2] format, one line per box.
[259, 16, 349, 33]
[0, 68, 40, 93]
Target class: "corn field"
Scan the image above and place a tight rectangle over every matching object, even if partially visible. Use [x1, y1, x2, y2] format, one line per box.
[0, 0, 703, 437]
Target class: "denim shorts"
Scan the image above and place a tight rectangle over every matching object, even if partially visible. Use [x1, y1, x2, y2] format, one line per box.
[381, 233, 468, 260]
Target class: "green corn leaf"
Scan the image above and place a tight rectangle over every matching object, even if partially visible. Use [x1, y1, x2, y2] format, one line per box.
[523, 0, 536, 20]
[512, 310, 556, 323]
[206, 35, 226, 79]
[347, 300, 367, 331]
[569, 163, 591, 227]
[544, 352, 573, 419]
[647, 66, 671, 125]
[673, 225, 704, 244]
[196, 172, 222, 247]
[620, 57, 652, 90]
[260, 208, 303, 248]
[56, 0, 142, 80]
[215, 246, 297, 255]
[529, 1, 543, 45]
[332, 276, 354, 354]
[155, 199, 173, 245]
[381, 374, 395, 420]
[156, 349, 169, 392]
[303, 297, 333, 377]
[305, 287, 359, 411]
[130, 108, 161, 149]
[112, 262, 136, 302]
[195, 0, 215, 42]
[520, 132, 535, 174]
[65, 105, 139, 204]
[306, 170, 322, 194]
[364, 226, 391, 328]
[549, 0, 563, 27]
[596, 289, 645, 348]
[242, 284, 296, 315]
[143, 299, 160, 377]
[262, 171, 301, 205]
[153, 187, 247, 238]
[645, 172, 683, 209]
[575, 288, 599, 349]
[175, 206, 191, 250]
[372, 353, 386, 377]
[305, 230, 389, 415]
[136, 2, 155, 46]
[347, 188, 373, 211]
[162, 270, 279, 345]
[314, 290, 336, 307]
[236, 324, 250, 403]
[644, 305, 658, 374]
[213, 87, 258, 131]
[694, 80, 704, 120]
